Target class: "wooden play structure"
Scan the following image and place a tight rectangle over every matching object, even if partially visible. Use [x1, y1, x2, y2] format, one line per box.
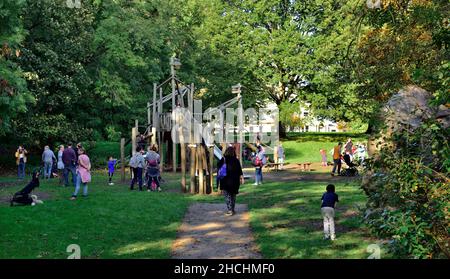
[124, 57, 247, 195]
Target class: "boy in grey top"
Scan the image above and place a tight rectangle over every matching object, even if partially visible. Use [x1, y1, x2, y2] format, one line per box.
[42, 146, 56, 179]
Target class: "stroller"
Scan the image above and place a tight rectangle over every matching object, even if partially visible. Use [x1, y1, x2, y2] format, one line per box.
[10, 169, 42, 206]
[339, 154, 359, 177]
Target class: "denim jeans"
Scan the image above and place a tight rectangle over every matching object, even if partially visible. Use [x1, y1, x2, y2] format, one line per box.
[64, 165, 77, 187]
[44, 162, 52, 178]
[255, 167, 263, 184]
[17, 162, 25, 179]
[332, 159, 341, 174]
[73, 173, 88, 197]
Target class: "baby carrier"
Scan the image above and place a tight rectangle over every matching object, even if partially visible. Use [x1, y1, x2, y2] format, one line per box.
[10, 170, 40, 206]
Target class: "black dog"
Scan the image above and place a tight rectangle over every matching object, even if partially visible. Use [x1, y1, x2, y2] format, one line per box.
[10, 170, 40, 206]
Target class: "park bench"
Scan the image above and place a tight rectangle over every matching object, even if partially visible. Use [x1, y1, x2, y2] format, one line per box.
[297, 162, 312, 172]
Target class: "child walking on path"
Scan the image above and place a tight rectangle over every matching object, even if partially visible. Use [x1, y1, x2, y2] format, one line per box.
[107, 156, 117, 185]
[321, 184, 339, 240]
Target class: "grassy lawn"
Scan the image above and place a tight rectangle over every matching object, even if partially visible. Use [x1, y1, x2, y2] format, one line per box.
[0, 170, 385, 259]
[281, 133, 368, 163]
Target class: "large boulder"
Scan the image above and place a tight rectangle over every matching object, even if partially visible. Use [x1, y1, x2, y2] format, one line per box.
[367, 85, 449, 156]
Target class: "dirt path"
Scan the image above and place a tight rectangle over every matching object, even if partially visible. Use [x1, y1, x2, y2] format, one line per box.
[171, 203, 262, 259]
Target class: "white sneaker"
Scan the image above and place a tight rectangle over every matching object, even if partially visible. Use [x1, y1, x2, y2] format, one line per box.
[253, 183, 258, 186]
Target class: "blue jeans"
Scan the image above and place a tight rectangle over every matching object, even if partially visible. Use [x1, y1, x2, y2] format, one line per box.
[73, 174, 88, 197]
[64, 165, 77, 187]
[18, 162, 25, 179]
[44, 162, 52, 178]
[332, 159, 341, 174]
[255, 167, 263, 184]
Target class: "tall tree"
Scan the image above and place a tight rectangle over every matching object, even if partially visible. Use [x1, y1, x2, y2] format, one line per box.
[0, 0, 33, 137]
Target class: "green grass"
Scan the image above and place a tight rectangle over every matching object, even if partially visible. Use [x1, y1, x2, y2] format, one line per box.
[0, 170, 387, 259]
[281, 133, 368, 164]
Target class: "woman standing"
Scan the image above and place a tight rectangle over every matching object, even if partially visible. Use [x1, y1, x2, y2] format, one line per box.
[217, 146, 244, 216]
[145, 144, 161, 192]
[71, 148, 91, 200]
[15, 146, 28, 179]
[57, 145, 65, 185]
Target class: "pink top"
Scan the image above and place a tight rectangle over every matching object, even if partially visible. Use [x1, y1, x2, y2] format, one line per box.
[77, 154, 91, 183]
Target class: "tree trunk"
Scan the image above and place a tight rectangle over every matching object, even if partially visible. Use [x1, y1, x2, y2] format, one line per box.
[279, 121, 287, 139]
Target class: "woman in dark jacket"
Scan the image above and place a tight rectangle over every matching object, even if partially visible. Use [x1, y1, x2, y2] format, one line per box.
[217, 146, 244, 216]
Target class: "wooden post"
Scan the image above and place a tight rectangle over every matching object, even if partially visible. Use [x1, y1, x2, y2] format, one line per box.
[179, 126, 186, 192]
[198, 145, 204, 194]
[160, 138, 165, 174]
[131, 120, 138, 155]
[190, 145, 196, 194]
[171, 61, 177, 173]
[120, 138, 125, 182]
[209, 145, 214, 194]
[147, 102, 151, 128]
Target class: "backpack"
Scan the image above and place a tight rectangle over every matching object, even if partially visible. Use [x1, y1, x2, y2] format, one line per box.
[129, 155, 138, 168]
[151, 180, 157, 191]
[148, 159, 158, 167]
[217, 159, 227, 180]
[252, 156, 262, 167]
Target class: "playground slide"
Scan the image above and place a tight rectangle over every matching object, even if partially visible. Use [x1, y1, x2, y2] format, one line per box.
[213, 145, 223, 161]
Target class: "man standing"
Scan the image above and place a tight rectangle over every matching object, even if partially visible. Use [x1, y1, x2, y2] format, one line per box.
[42, 146, 56, 179]
[331, 142, 342, 176]
[62, 143, 77, 187]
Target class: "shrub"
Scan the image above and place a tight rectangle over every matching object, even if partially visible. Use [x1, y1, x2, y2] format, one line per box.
[363, 121, 449, 258]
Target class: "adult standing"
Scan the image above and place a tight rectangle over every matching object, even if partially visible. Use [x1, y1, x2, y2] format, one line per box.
[217, 146, 244, 216]
[145, 144, 161, 192]
[71, 148, 91, 200]
[15, 146, 28, 179]
[57, 145, 65, 185]
[331, 142, 342, 176]
[277, 142, 285, 170]
[62, 142, 77, 187]
[42, 145, 56, 179]
[344, 138, 353, 155]
[130, 147, 145, 191]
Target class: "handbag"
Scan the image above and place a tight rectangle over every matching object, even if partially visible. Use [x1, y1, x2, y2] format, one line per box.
[217, 158, 227, 180]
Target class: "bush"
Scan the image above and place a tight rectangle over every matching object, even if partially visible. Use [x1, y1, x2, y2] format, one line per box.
[363, 121, 450, 258]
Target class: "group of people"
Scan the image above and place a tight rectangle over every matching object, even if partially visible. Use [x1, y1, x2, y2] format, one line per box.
[128, 144, 162, 192]
[319, 138, 367, 176]
[15, 143, 91, 200]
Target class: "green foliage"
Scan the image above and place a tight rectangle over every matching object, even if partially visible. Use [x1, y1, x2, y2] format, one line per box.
[363, 120, 450, 259]
[0, 0, 33, 136]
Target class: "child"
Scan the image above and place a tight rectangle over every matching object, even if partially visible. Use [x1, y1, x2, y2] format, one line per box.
[320, 149, 327, 166]
[107, 156, 117, 185]
[321, 184, 339, 240]
[10, 169, 43, 206]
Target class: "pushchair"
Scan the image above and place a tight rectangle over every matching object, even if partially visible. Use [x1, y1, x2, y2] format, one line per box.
[339, 154, 359, 177]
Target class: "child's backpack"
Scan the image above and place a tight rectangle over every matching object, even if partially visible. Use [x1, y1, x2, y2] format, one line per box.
[217, 159, 227, 180]
[151, 180, 157, 191]
[252, 156, 262, 167]
[147, 158, 158, 168]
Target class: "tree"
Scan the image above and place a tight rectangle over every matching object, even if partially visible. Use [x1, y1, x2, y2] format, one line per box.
[0, 0, 33, 137]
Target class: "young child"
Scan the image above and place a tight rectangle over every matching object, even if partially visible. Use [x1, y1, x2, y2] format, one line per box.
[320, 149, 327, 166]
[321, 184, 339, 240]
[107, 156, 117, 185]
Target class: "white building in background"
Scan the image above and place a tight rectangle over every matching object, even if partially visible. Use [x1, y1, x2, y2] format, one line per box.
[288, 102, 341, 133]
